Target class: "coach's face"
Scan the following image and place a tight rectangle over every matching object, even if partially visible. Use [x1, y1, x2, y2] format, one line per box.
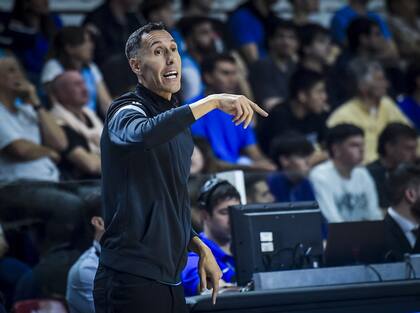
[131, 30, 181, 100]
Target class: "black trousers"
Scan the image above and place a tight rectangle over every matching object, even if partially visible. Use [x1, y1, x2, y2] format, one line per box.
[93, 264, 189, 313]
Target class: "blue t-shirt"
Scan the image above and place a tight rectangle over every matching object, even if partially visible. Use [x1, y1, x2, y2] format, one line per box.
[397, 95, 420, 132]
[228, 6, 267, 58]
[267, 172, 316, 203]
[182, 233, 235, 297]
[190, 97, 257, 163]
[330, 5, 392, 45]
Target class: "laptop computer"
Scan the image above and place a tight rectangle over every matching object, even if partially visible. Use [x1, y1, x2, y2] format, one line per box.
[325, 220, 389, 266]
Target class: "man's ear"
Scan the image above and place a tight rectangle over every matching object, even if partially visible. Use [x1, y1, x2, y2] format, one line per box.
[405, 188, 417, 204]
[129, 57, 141, 76]
[91, 216, 105, 231]
[297, 90, 307, 104]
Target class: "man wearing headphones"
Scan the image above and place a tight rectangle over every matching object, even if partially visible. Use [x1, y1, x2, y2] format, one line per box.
[182, 178, 241, 296]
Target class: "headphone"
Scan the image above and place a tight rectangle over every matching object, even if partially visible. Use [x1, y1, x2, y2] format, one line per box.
[197, 177, 232, 209]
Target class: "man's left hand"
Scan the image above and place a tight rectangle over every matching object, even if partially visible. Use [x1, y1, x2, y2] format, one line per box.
[198, 246, 223, 305]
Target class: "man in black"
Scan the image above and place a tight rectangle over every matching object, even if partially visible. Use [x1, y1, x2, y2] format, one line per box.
[94, 22, 268, 313]
[383, 164, 420, 261]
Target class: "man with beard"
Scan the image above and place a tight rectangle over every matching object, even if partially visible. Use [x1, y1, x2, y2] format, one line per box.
[383, 164, 420, 261]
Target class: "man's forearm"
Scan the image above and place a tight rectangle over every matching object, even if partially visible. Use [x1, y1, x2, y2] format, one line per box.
[5, 140, 57, 162]
[189, 96, 218, 120]
[37, 107, 68, 151]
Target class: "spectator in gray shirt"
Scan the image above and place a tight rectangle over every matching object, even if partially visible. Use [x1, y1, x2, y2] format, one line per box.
[0, 55, 88, 250]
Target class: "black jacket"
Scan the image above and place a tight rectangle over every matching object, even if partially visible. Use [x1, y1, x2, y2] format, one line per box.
[383, 213, 420, 261]
[100, 84, 197, 284]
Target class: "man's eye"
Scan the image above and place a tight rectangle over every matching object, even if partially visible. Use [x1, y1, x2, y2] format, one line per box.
[171, 47, 177, 52]
[155, 49, 162, 55]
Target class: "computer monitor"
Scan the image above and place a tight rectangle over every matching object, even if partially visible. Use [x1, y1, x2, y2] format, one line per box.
[229, 202, 323, 286]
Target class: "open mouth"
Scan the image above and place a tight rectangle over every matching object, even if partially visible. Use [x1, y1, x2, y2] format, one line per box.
[162, 71, 178, 80]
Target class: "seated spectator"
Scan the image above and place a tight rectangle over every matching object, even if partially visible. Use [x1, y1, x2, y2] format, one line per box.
[227, 0, 278, 64]
[141, 0, 185, 54]
[386, 0, 420, 61]
[309, 124, 383, 223]
[191, 54, 275, 170]
[397, 64, 420, 131]
[83, 0, 144, 66]
[367, 123, 417, 210]
[0, 56, 85, 252]
[330, 0, 396, 50]
[298, 23, 342, 108]
[289, 0, 320, 27]
[249, 18, 298, 110]
[180, 0, 231, 51]
[257, 68, 328, 155]
[333, 17, 401, 100]
[67, 193, 104, 313]
[267, 133, 316, 203]
[179, 17, 218, 104]
[383, 164, 420, 261]
[328, 58, 410, 163]
[51, 71, 102, 180]
[41, 26, 112, 116]
[245, 173, 274, 204]
[5, 0, 62, 81]
[182, 178, 239, 296]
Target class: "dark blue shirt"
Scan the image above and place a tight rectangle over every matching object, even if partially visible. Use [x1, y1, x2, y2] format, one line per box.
[267, 172, 316, 203]
[397, 95, 420, 132]
[182, 233, 235, 297]
[330, 5, 392, 45]
[228, 4, 267, 58]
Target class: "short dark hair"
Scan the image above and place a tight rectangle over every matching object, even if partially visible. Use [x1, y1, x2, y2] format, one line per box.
[125, 22, 167, 60]
[269, 132, 315, 168]
[177, 16, 214, 38]
[377, 123, 417, 157]
[201, 53, 236, 75]
[298, 23, 329, 53]
[289, 68, 325, 99]
[346, 17, 379, 52]
[51, 26, 87, 67]
[267, 18, 297, 40]
[141, 0, 172, 20]
[405, 63, 420, 95]
[326, 124, 364, 156]
[388, 164, 420, 206]
[245, 173, 269, 199]
[198, 179, 241, 215]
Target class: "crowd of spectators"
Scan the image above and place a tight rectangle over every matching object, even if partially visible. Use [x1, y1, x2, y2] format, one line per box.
[1, 0, 420, 311]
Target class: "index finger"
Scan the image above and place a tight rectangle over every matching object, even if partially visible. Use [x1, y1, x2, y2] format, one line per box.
[248, 100, 268, 117]
[211, 277, 220, 305]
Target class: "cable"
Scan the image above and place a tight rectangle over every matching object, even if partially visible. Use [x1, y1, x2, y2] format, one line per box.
[404, 254, 417, 279]
[364, 264, 383, 282]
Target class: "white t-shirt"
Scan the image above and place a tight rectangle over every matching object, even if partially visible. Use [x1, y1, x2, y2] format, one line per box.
[40, 59, 103, 84]
[0, 102, 59, 183]
[309, 160, 382, 223]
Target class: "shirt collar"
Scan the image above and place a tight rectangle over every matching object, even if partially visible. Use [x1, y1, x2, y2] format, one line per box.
[388, 207, 418, 233]
[135, 83, 178, 112]
[93, 240, 101, 255]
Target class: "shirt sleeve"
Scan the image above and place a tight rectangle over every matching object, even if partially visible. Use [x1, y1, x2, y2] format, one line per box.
[242, 125, 257, 148]
[229, 10, 259, 46]
[0, 109, 24, 150]
[108, 103, 196, 149]
[309, 170, 344, 223]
